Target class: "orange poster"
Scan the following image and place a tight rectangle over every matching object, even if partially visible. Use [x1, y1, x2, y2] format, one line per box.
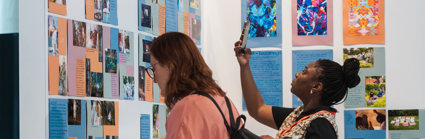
[159, 4, 166, 35]
[58, 17, 67, 56]
[86, 0, 95, 20]
[48, 0, 67, 15]
[86, 48, 103, 73]
[343, 0, 385, 45]
[48, 56, 59, 95]
[183, 13, 190, 36]
[145, 70, 153, 102]
[76, 58, 86, 97]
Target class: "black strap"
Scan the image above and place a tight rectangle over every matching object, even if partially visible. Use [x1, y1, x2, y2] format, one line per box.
[193, 92, 231, 133]
[225, 97, 237, 129]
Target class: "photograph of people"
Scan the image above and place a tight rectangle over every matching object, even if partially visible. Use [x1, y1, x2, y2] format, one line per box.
[146, 32, 241, 138]
[234, 39, 361, 138]
[48, 16, 58, 56]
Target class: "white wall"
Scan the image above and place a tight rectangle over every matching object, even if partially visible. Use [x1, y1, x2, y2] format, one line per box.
[19, 0, 425, 138]
[0, 0, 19, 33]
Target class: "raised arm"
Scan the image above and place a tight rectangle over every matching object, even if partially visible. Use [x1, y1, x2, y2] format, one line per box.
[234, 41, 277, 129]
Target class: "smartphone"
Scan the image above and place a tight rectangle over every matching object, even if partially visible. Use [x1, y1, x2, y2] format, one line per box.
[240, 20, 251, 49]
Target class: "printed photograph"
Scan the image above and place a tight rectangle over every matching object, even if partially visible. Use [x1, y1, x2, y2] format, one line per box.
[102, 0, 110, 22]
[355, 109, 386, 130]
[191, 17, 201, 41]
[297, 0, 328, 35]
[142, 40, 152, 62]
[178, 0, 184, 12]
[68, 99, 81, 125]
[118, 30, 130, 54]
[49, 0, 66, 5]
[190, 0, 199, 9]
[388, 109, 419, 130]
[94, 0, 103, 21]
[58, 55, 68, 96]
[365, 76, 386, 107]
[152, 104, 159, 138]
[102, 101, 115, 125]
[86, 58, 91, 97]
[141, 4, 152, 28]
[139, 66, 145, 101]
[343, 47, 374, 68]
[48, 16, 59, 56]
[347, 0, 380, 36]
[247, 0, 277, 37]
[98, 25, 103, 62]
[123, 76, 135, 100]
[86, 24, 101, 49]
[90, 100, 103, 126]
[73, 21, 87, 47]
[105, 48, 117, 73]
[90, 72, 104, 97]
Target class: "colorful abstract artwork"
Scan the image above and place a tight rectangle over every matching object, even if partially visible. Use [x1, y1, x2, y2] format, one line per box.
[247, 0, 277, 37]
[297, 0, 328, 35]
[348, 0, 380, 36]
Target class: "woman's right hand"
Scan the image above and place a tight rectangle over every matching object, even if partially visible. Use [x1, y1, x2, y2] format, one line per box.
[234, 40, 252, 67]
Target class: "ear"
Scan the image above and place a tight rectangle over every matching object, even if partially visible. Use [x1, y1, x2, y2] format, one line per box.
[311, 82, 323, 94]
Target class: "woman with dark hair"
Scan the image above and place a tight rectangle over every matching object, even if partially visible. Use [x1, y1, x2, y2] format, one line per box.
[147, 32, 240, 138]
[234, 41, 361, 138]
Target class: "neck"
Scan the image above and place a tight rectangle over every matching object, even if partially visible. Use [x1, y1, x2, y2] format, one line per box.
[302, 98, 323, 112]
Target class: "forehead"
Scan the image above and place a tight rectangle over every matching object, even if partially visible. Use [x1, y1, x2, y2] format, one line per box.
[305, 62, 321, 74]
[306, 61, 318, 69]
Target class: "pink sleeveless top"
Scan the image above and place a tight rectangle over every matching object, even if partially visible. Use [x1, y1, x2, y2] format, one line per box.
[165, 94, 240, 139]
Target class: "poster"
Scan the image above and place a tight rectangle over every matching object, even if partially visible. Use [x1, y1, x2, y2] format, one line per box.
[389, 109, 425, 139]
[343, 0, 385, 45]
[243, 50, 282, 110]
[344, 47, 386, 108]
[165, 0, 178, 32]
[140, 114, 151, 139]
[241, 0, 282, 47]
[48, 16, 68, 96]
[86, 0, 118, 25]
[48, 0, 67, 15]
[139, 0, 160, 35]
[345, 109, 387, 139]
[292, 0, 333, 46]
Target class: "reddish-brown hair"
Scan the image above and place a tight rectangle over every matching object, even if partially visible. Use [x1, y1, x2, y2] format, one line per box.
[150, 32, 225, 109]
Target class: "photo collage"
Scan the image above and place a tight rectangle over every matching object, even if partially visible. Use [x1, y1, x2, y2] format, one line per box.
[48, 0, 199, 138]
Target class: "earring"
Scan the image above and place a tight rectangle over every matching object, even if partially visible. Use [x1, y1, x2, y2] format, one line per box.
[310, 90, 314, 94]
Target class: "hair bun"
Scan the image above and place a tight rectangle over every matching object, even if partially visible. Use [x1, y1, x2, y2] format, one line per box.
[343, 58, 361, 88]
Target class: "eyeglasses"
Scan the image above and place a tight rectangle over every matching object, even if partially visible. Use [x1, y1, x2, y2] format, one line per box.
[145, 62, 158, 79]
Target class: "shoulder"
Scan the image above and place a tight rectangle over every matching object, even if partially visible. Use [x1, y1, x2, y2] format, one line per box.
[305, 118, 337, 139]
[166, 94, 233, 138]
[170, 94, 226, 121]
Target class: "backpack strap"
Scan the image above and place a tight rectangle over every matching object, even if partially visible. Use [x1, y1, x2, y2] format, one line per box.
[224, 97, 237, 129]
[192, 92, 231, 134]
[224, 96, 246, 131]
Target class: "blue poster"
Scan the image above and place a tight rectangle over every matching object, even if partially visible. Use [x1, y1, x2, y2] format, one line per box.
[292, 49, 333, 108]
[166, 0, 178, 32]
[140, 114, 151, 139]
[345, 110, 386, 139]
[243, 50, 282, 110]
[49, 98, 68, 139]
